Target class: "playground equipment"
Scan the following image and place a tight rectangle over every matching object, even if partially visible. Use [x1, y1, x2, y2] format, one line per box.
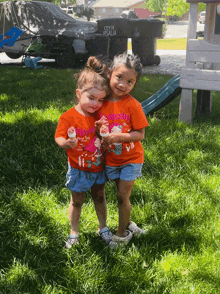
[141, 75, 181, 115]
[179, 0, 220, 124]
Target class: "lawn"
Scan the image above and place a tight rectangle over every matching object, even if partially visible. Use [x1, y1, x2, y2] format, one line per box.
[157, 38, 187, 50]
[1, 67, 220, 293]
[128, 38, 187, 51]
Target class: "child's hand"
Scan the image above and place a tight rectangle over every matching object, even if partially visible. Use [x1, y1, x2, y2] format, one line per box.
[55, 137, 78, 150]
[101, 133, 118, 148]
[66, 138, 78, 149]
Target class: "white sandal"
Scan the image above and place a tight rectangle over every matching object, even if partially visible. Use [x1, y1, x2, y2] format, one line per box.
[112, 230, 133, 243]
[64, 233, 79, 249]
[127, 221, 146, 235]
[98, 227, 117, 248]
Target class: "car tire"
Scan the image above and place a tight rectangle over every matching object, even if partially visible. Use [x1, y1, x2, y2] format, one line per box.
[56, 49, 75, 68]
[5, 52, 23, 59]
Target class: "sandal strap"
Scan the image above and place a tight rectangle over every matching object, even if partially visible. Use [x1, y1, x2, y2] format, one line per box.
[69, 233, 79, 239]
[65, 233, 79, 249]
[98, 227, 113, 244]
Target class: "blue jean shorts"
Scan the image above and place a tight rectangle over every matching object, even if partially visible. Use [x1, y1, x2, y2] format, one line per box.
[65, 164, 107, 193]
[105, 163, 143, 181]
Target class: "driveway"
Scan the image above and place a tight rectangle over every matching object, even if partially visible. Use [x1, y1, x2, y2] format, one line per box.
[165, 20, 204, 38]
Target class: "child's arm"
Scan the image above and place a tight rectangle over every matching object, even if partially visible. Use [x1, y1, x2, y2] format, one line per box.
[102, 128, 145, 147]
[55, 137, 78, 150]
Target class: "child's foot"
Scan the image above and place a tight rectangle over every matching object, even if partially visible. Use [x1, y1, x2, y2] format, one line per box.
[98, 227, 117, 248]
[112, 230, 133, 243]
[127, 221, 146, 235]
[64, 233, 79, 249]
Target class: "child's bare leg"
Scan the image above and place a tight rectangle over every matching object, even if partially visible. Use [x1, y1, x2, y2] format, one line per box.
[69, 191, 85, 234]
[91, 184, 107, 231]
[114, 179, 135, 237]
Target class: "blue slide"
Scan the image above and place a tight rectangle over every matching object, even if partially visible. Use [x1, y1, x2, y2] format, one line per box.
[141, 74, 181, 115]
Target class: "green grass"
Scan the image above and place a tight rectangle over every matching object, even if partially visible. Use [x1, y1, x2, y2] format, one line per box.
[1, 67, 220, 293]
[157, 38, 187, 50]
[128, 38, 187, 51]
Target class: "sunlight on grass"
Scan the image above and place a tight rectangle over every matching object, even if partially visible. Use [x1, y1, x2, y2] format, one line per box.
[0, 93, 9, 101]
[2, 260, 38, 291]
[157, 38, 187, 50]
[1, 107, 65, 124]
[128, 38, 187, 51]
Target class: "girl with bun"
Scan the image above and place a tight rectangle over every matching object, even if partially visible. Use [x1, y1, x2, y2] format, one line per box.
[55, 56, 115, 249]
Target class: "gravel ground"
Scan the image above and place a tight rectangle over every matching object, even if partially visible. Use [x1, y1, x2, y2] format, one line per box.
[142, 50, 186, 75]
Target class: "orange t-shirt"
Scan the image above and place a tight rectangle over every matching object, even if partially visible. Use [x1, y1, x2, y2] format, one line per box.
[99, 94, 149, 166]
[55, 107, 104, 172]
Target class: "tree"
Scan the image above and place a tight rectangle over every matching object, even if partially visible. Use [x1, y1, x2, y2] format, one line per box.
[163, 0, 189, 18]
[77, 8, 94, 21]
[53, 0, 75, 5]
[198, 3, 206, 12]
[145, 0, 165, 13]
[145, 0, 191, 19]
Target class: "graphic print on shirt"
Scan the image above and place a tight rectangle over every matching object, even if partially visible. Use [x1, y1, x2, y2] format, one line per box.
[74, 128, 102, 168]
[106, 119, 135, 156]
[108, 123, 123, 155]
[84, 136, 102, 168]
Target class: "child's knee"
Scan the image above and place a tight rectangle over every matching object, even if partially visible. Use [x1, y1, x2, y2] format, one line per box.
[71, 192, 85, 207]
[72, 200, 83, 208]
[97, 195, 105, 203]
[117, 194, 131, 208]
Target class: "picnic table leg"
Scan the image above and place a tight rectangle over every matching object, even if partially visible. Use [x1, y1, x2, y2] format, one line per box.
[178, 88, 193, 124]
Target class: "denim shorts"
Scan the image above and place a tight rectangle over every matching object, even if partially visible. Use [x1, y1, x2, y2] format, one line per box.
[105, 163, 143, 181]
[65, 164, 107, 193]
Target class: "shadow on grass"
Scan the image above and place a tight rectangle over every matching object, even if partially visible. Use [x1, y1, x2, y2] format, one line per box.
[0, 118, 67, 192]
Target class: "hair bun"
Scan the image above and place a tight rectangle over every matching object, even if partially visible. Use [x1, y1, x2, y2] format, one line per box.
[86, 56, 105, 75]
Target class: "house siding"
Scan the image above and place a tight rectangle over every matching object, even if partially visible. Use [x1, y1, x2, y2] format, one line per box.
[134, 8, 159, 19]
[94, 7, 124, 19]
[92, 0, 158, 19]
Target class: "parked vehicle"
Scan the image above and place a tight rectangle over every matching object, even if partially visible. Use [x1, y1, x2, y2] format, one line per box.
[121, 10, 138, 19]
[198, 10, 206, 24]
[67, 6, 74, 14]
[60, 5, 74, 14]
[0, 1, 97, 67]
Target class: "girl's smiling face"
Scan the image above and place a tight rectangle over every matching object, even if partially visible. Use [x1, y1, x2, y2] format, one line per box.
[108, 65, 137, 100]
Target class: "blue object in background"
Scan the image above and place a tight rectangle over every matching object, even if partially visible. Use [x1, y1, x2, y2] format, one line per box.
[0, 27, 23, 48]
[141, 74, 181, 115]
[25, 56, 43, 69]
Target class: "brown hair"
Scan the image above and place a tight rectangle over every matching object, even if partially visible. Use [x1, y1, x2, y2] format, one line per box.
[75, 56, 110, 95]
[109, 52, 142, 82]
